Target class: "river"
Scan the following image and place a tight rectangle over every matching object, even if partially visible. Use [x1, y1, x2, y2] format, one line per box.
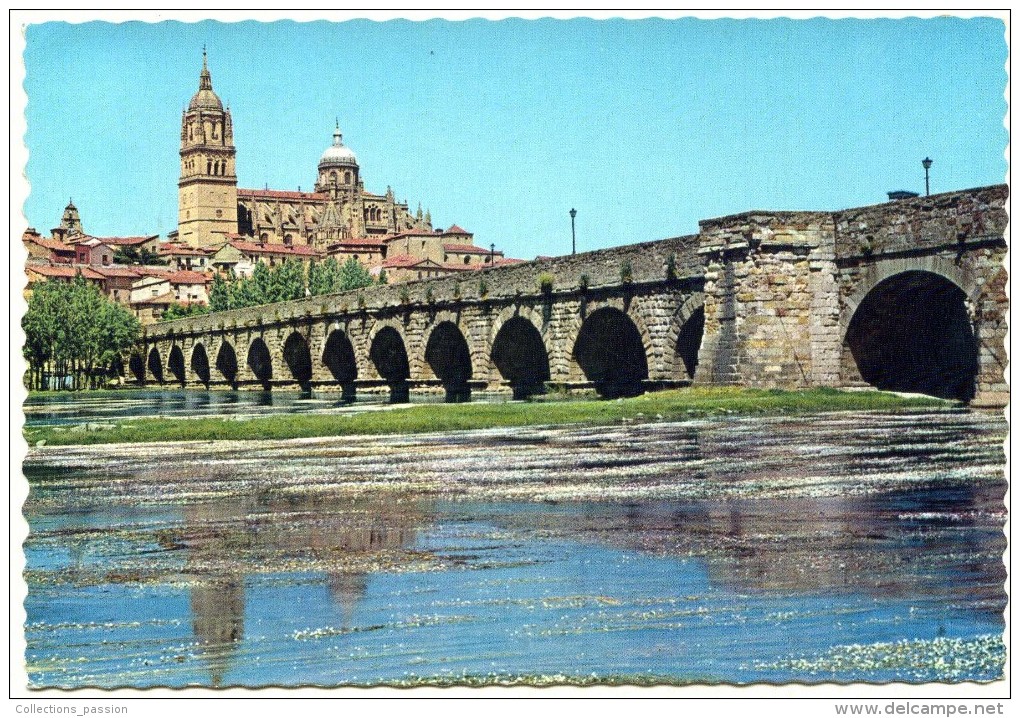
[22, 399, 1007, 687]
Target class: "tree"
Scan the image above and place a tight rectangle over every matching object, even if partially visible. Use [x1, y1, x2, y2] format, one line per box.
[209, 272, 230, 312]
[308, 257, 339, 296]
[336, 257, 374, 292]
[22, 276, 140, 390]
[376, 268, 388, 285]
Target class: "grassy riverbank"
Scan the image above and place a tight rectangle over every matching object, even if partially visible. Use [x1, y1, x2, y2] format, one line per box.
[23, 387, 949, 447]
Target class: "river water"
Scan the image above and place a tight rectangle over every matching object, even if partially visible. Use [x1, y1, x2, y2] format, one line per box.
[22, 400, 1007, 688]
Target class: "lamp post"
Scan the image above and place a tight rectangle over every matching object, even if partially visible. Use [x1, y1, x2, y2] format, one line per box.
[569, 208, 577, 255]
[490, 243, 495, 268]
[922, 157, 933, 196]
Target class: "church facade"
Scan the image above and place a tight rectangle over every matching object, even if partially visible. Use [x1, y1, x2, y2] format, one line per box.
[175, 52, 434, 251]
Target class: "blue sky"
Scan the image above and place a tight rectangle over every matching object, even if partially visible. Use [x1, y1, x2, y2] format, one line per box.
[19, 15, 1007, 260]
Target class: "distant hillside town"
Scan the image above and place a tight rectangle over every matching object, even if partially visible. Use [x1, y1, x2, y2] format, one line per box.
[23, 51, 522, 324]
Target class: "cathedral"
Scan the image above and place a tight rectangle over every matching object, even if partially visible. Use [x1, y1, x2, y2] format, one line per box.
[174, 51, 435, 251]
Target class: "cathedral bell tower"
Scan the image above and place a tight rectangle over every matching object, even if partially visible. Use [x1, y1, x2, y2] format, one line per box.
[177, 50, 238, 248]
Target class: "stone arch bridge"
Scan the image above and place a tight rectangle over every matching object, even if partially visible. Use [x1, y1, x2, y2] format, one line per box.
[136, 185, 1007, 406]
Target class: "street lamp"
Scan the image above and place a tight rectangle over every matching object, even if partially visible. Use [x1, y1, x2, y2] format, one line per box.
[922, 157, 933, 196]
[569, 208, 577, 255]
[490, 243, 495, 267]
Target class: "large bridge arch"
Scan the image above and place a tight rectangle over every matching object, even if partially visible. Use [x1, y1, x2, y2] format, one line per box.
[282, 331, 314, 392]
[422, 319, 474, 402]
[167, 345, 187, 387]
[571, 304, 651, 398]
[147, 346, 164, 385]
[842, 269, 979, 402]
[246, 337, 273, 390]
[215, 340, 239, 388]
[190, 343, 211, 388]
[840, 255, 980, 338]
[323, 327, 359, 401]
[368, 322, 411, 403]
[490, 310, 551, 399]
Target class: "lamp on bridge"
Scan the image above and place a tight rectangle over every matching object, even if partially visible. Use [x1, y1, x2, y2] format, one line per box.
[922, 157, 933, 196]
[490, 243, 495, 267]
[569, 208, 577, 255]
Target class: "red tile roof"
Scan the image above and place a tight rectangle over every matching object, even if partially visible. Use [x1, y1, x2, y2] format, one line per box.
[228, 240, 322, 257]
[167, 270, 213, 285]
[443, 243, 500, 255]
[91, 266, 143, 278]
[158, 242, 213, 256]
[238, 188, 329, 202]
[494, 257, 526, 265]
[443, 224, 471, 235]
[26, 265, 104, 280]
[73, 234, 159, 246]
[24, 236, 76, 253]
[133, 267, 173, 279]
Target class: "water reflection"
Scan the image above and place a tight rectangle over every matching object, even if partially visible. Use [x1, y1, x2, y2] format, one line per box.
[172, 492, 427, 684]
[22, 408, 1007, 687]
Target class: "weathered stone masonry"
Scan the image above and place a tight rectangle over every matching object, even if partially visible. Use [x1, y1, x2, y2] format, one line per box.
[137, 185, 1008, 405]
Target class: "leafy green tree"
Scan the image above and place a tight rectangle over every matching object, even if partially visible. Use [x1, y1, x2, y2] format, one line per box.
[336, 257, 374, 292]
[308, 257, 339, 296]
[376, 268, 388, 285]
[22, 276, 140, 390]
[209, 272, 230, 312]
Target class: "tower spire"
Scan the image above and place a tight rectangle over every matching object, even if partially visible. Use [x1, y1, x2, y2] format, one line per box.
[333, 118, 343, 146]
[199, 46, 212, 91]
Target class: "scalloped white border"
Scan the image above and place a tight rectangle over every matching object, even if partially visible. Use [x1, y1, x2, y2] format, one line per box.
[8, 8, 1011, 711]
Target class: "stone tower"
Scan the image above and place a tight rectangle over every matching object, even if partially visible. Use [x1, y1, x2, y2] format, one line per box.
[177, 50, 238, 248]
[59, 199, 83, 235]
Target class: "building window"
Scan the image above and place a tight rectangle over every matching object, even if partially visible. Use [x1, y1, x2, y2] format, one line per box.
[463, 256, 470, 265]
[260, 233, 269, 242]
[103, 254, 111, 265]
[344, 171, 351, 183]
[216, 209, 223, 218]
[284, 234, 293, 246]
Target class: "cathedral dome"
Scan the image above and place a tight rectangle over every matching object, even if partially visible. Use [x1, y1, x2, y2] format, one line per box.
[319, 123, 358, 168]
[189, 88, 224, 111]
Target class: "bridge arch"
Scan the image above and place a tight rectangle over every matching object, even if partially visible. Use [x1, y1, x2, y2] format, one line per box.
[216, 341, 239, 388]
[282, 331, 313, 392]
[572, 305, 650, 398]
[323, 328, 359, 401]
[191, 343, 211, 388]
[246, 337, 273, 390]
[369, 323, 411, 402]
[423, 319, 474, 402]
[663, 292, 705, 382]
[842, 270, 978, 402]
[167, 346, 187, 387]
[129, 352, 146, 384]
[147, 346, 164, 384]
[840, 255, 979, 338]
[490, 312, 551, 399]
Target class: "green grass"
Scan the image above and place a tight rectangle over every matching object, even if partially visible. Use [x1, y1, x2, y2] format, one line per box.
[23, 387, 948, 447]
